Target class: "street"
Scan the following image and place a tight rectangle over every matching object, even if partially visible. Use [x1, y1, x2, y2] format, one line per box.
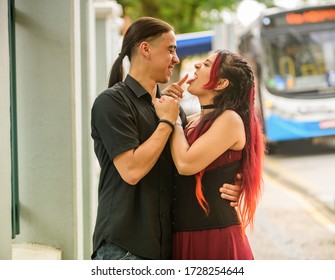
[248, 137, 335, 259]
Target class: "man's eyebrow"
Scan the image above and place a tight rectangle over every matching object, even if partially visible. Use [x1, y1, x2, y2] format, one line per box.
[168, 45, 177, 50]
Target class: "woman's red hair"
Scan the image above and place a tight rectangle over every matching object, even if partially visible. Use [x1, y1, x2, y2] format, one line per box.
[239, 88, 264, 233]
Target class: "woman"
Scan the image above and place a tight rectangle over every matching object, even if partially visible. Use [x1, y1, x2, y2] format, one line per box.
[170, 50, 264, 260]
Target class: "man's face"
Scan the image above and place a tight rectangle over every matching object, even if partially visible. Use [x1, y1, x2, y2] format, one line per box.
[148, 31, 180, 84]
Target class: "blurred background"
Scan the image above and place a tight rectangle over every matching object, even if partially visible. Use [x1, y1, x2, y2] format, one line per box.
[1, 0, 335, 260]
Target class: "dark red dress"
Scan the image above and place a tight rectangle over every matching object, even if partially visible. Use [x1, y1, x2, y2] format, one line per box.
[172, 118, 254, 260]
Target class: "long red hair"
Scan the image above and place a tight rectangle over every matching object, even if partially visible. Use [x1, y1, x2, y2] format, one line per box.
[194, 50, 264, 233]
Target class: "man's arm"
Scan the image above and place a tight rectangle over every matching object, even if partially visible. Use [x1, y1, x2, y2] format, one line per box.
[114, 97, 179, 185]
[114, 123, 173, 185]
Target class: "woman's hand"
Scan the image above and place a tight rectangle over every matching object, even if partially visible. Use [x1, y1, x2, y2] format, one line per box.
[161, 74, 188, 99]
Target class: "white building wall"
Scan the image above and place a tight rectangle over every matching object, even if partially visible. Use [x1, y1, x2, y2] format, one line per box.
[0, 0, 13, 260]
[13, 0, 82, 260]
[0, 0, 123, 260]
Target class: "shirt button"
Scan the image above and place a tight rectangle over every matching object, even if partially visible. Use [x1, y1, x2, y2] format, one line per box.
[161, 213, 165, 218]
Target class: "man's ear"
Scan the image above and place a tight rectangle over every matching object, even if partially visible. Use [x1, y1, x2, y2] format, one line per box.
[214, 79, 229, 91]
[139, 41, 150, 59]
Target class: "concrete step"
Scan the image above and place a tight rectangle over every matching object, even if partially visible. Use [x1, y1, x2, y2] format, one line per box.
[12, 243, 62, 260]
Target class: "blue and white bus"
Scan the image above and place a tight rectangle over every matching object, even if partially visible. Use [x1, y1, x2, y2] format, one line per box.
[238, 4, 335, 151]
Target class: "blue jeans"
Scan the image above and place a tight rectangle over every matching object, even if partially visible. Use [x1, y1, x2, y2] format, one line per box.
[93, 242, 147, 260]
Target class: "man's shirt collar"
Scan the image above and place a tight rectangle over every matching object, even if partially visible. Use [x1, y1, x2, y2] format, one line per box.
[124, 74, 161, 99]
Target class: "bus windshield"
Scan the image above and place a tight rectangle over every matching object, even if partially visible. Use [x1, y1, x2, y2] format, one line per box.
[264, 29, 335, 96]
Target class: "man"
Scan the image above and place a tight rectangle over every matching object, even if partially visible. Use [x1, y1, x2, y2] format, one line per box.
[91, 17, 240, 260]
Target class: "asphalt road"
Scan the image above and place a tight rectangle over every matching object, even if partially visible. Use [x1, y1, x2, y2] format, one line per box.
[248, 137, 335, 260]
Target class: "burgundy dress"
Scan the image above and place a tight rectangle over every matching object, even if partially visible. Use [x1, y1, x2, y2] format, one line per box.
[172, 118, 254, 260]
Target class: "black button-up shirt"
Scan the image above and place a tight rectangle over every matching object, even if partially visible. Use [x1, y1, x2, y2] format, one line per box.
[91, 75, 174, 259]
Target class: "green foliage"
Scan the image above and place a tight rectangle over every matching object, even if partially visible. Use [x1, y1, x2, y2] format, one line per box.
[117, 0, 275, 34]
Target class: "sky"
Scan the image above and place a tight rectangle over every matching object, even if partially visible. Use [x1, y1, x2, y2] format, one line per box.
[236, 0, 333, 26]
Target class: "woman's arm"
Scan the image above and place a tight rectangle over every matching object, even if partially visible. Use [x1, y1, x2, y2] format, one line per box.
[171, 110, 245, 175]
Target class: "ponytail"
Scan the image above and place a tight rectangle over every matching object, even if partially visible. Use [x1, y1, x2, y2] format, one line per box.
[108, 52, 126, 88]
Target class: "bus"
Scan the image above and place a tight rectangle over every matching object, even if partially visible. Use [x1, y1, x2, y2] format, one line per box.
[238, 4, 335, 152]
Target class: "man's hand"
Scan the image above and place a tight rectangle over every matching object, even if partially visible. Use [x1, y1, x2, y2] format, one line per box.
[154, 95, 179, 124]
[219, 173, 242, 207]
[161, 74, 188, 99]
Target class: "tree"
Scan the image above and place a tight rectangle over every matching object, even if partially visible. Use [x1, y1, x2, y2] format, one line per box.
[117, 0, 276, 33]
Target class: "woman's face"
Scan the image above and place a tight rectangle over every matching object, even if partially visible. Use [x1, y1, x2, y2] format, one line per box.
[186, 52, 218, 97]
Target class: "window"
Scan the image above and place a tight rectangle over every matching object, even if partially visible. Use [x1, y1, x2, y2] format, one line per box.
[9, 0, 20, 239]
